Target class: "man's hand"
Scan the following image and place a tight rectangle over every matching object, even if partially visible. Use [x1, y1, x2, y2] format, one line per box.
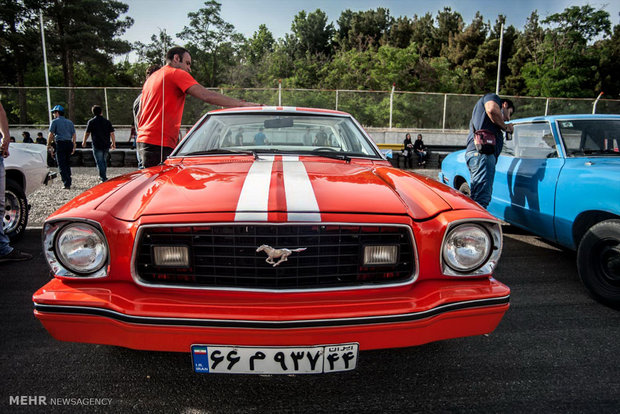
[505, 124, 514, 134]
[1, 141, 9, 158]
[81, 140, 87, 148]
[71, 142, 76, 155]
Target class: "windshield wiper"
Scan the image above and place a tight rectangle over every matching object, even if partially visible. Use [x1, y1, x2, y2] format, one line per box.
[308, 151, 351, 163]
[183, 149, 258, 159]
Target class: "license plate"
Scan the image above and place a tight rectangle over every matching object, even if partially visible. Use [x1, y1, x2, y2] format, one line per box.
[191, 343, 358, 374]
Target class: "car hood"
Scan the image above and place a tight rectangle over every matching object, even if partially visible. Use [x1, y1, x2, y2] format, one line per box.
[4, 143, 47, 168]
[96, 156, 453, 221]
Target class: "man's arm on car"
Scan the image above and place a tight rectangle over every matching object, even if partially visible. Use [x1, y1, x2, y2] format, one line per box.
[186, 85, 258, 108]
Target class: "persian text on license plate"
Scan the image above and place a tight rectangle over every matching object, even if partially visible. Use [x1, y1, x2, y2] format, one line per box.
[191, 344, 358, 374]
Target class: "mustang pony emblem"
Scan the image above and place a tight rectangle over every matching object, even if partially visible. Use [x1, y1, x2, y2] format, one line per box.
[256, 244, 307, 267]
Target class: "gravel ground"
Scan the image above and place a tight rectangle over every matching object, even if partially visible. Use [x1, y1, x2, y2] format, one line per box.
[27, 166, 441, 228]
[27, 167, 137, 228]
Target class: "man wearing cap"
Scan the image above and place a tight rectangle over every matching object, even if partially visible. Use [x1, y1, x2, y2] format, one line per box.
[47, 105, 76, 189]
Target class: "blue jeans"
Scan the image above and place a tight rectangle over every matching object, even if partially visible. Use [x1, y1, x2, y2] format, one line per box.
[0, 157, 12, 255]
[55, 140, 73, 188]
[93, 147, 109, 181]
[465, 151, 496, 209]
[136, 149, 143, 169]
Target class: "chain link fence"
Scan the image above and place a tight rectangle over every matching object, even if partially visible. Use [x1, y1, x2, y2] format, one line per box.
[2, 86, 619, 129]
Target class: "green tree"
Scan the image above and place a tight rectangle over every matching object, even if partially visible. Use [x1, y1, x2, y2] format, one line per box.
[178, 0, 237, 87]
[322, 48, 374, 90]
[442, 12, 487, 68]
[229, 25, 275, 87]
[335, 8, 392, 51]
[410, 13, 436, 57]
[522, 5, 611, 97]
[387, 16, 413, 49]
[243, 24, 275, 65]
[290, 9, 334, 57]
[370, 44, 420, 90]
[39, 0, 133, 119]
[0, 0, 41, 123]
[473, 16, 517, 94]
[505, 11, 545, 95]
[134, 29, 173, 65]
[436, 7, 464, 57]
[268, 37, 297, 82]
[596, 24, 620, 98]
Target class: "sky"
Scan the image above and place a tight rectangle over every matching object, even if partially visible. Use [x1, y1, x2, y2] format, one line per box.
[120, 0, 620, 60]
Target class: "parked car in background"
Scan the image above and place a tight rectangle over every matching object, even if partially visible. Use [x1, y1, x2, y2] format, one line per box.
[439, 114, 620, 307]
[3, 143, 55, 241]
[33, 107, 510, 374]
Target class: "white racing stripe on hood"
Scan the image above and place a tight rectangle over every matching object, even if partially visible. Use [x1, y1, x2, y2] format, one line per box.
[282, 155, 321, 222]
[234, 156, 274, 221]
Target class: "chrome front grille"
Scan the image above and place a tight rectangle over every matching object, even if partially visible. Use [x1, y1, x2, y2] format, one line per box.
[135, 224, 415, 290]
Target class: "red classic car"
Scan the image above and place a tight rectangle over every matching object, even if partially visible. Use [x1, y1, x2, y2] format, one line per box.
[33, 107, 509, 374]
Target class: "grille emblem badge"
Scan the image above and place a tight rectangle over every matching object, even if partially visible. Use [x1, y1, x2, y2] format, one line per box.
[256, 244, 307, 267]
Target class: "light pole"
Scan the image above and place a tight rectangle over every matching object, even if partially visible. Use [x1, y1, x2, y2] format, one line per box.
[495, 23, 504, 95]
[39, 9, 52, 124]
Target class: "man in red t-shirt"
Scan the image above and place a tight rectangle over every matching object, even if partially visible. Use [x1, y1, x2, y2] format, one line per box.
[137, 46, 256, 168]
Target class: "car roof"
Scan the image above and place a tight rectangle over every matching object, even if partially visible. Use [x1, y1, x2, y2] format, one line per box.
[511, 114, 620, 124]
[208, 106, 351, 117]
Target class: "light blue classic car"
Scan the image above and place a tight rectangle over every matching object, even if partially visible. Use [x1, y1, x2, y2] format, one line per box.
[439, 114, 620, 307]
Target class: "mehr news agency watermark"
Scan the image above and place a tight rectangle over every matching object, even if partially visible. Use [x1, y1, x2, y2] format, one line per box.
[9, 395, 112, 407]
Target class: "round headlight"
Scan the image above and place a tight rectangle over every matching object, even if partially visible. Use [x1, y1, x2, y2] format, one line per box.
[55, 223, 108, 275]
[443, 224, 492, 272]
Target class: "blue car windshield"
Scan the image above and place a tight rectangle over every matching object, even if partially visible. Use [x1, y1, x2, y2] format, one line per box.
[558, 119, 620, 156]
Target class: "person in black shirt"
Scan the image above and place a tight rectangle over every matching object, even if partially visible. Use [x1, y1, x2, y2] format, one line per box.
[402, 133, 414, 168]
[22, 131, 33, 143]
[82, 105, 116, 182]
[36, 132, 47, 145]
[413, 134, 428, 166]
[465, 93, 514, 208]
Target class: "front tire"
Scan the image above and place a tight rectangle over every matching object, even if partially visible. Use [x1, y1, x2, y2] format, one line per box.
[458, 181, 471, 197]
[3, 179, 28, 242]
[577, 219, 620, 308]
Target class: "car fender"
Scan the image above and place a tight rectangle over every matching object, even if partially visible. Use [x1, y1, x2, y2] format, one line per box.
[554, 158, 620, 249]
[4, 143, 49, 195]
[439, 150, 469, 190]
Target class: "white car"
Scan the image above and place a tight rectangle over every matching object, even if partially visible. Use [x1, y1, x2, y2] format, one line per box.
[3, 143, 55, 240]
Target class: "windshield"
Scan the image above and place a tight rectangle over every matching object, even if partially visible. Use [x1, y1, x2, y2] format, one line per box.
[557, 119, 620, 156]
[174, 113, 381, 158]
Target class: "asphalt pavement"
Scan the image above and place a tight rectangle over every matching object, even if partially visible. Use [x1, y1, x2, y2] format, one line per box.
[1, 226, 619, 413]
